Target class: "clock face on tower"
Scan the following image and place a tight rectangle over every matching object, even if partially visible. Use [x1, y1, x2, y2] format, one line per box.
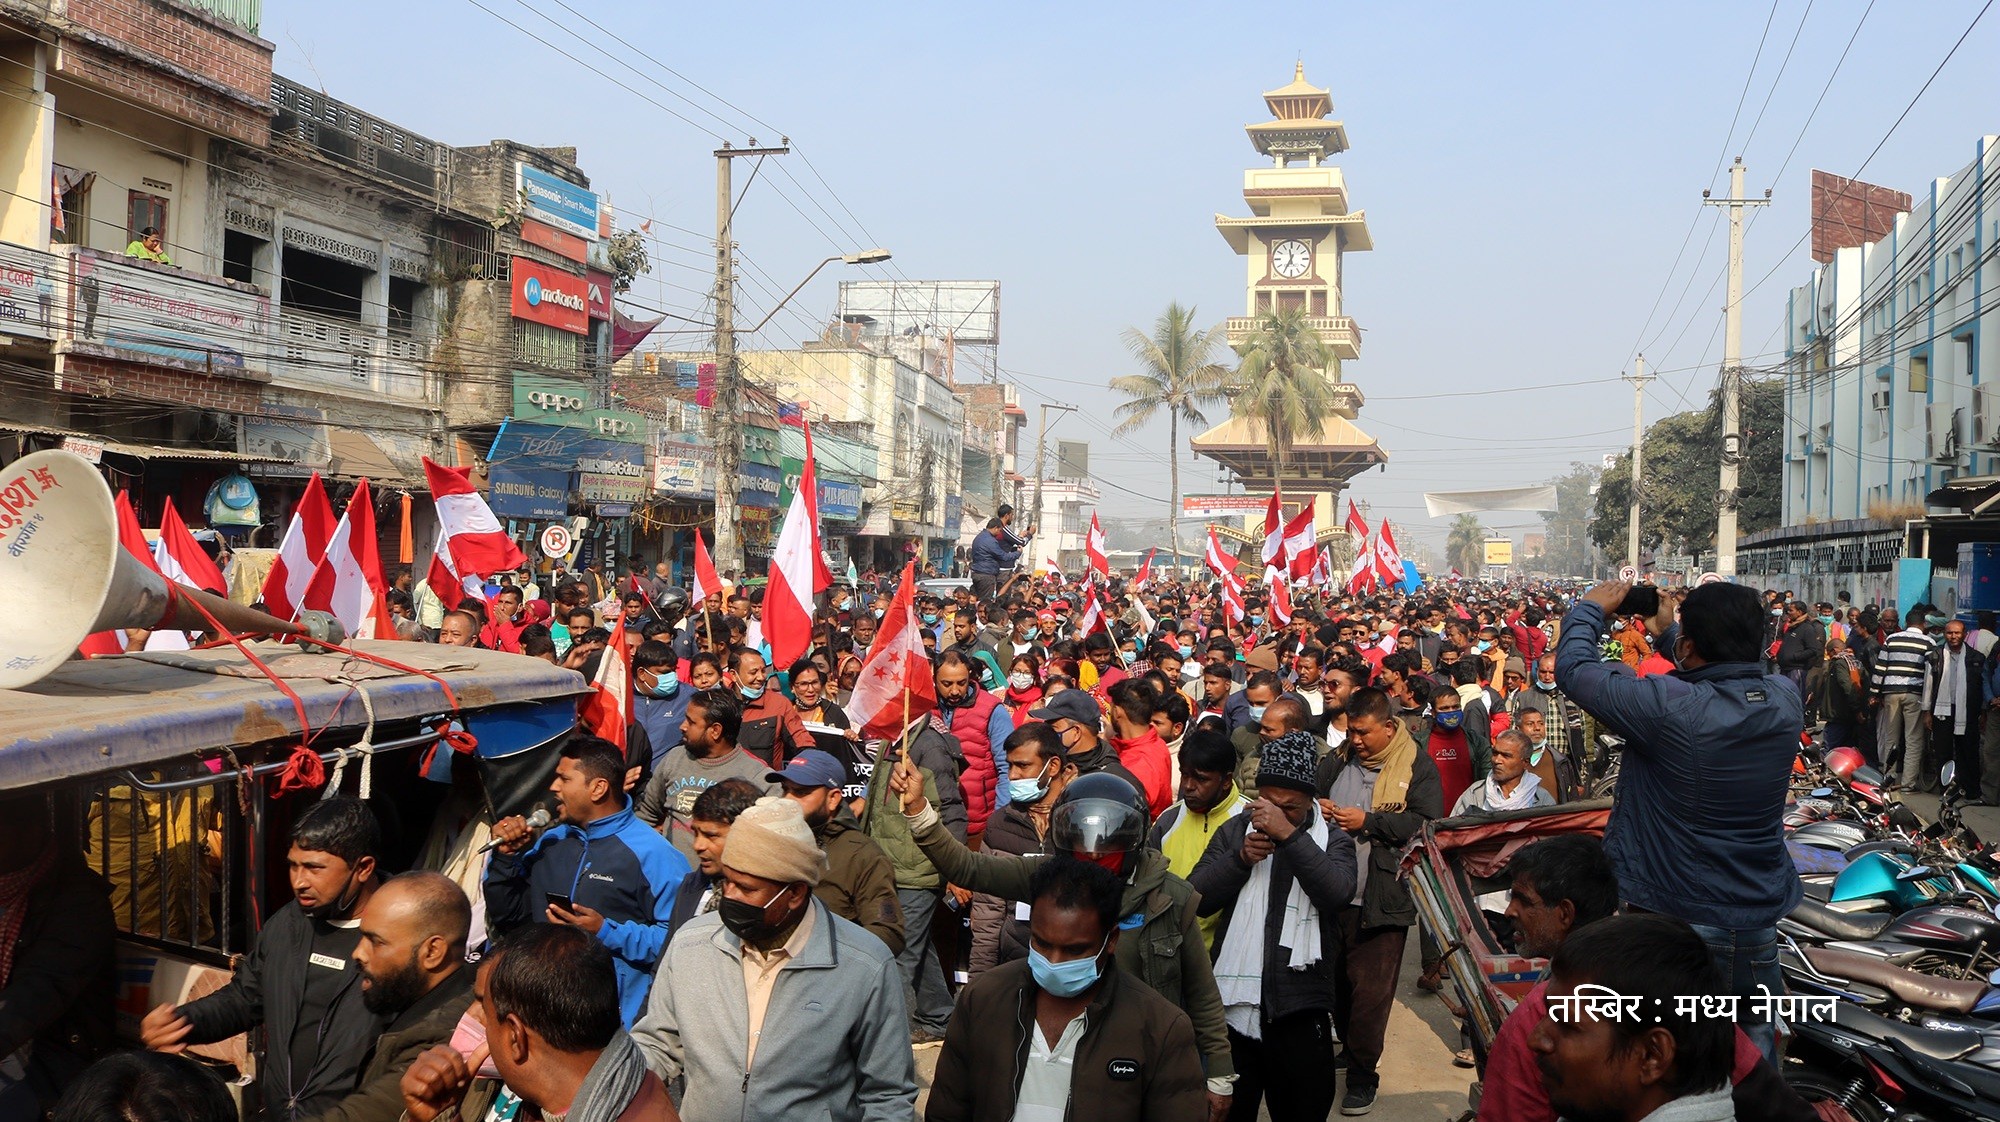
[1271, 239, 1312, 279]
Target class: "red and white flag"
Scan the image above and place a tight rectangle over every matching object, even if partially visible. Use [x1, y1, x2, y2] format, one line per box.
[1373, 520, 1404, 584]
[1203, 526, 1237, 577]
[1312, 547, 1335, 588]
[1134, 547, 1156, 589]
[1261, 491, 1285, 571]
[579, 612, 631, 753]
[691, 531, 722, 609]
[1347, 545, 1377, 595]
[81, 493, 161, 656]
[767, 417, 833, 670]
[423, 458, 524, 614]
[1282, 507, 1317, 580]
[262, 473, 335, 619]
[1269, 575, 1293, 627]
[849, 562, 938, 738]
[1085, 512, 1109, 578]
[1344, 499, 1369, 544]
[1220, 566, 1246, 624]
[305, 480, 393, 639]
[1075, 578, 1105, 636]
[154, 499, 225, 596]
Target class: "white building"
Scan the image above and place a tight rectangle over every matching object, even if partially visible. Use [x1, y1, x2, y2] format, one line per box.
[1782, 136, 2000, 523]
[1030, 477, 1101, 576]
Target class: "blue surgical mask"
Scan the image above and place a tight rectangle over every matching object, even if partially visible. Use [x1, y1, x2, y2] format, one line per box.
[1819, 615, 1834, 626]
[1474, 641, 1492, 653]
[1536, 678, 1556, 692]
[645, 670, 680, 699]
[1025, 626, 1040, 641]
[1119, 651, 1136, 667]
[1247, 705, 1267, 723]
[1028, 936, 1108, 998]
[922, 612, 939, 626]
[1177, 644, 1193, 659]
[873, 609, 885, 619]
[1248, 614, 1264, 626]
[1434, 710, 1464, 731]
[740, 683, 765, 701]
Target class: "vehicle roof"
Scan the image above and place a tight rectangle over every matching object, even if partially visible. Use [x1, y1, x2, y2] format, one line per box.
[0, 641, 586, 791]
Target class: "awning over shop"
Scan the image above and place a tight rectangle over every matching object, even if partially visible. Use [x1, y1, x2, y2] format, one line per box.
[0, 424, 297, 466]
[326, 430, 426, 486]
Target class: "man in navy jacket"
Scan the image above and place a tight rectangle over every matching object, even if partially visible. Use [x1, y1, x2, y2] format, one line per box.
[968, 506, 1026, 601]
[487, 735, 691, 1026]
[1554, 580, 1801, 1066]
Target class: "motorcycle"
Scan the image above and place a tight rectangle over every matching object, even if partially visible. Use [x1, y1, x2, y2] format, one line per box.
[1784, 996, 2000, 1122]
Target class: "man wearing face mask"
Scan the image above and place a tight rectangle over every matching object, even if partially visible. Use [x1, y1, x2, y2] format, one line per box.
[142, 798, 384, 1121]
[1191, 732, 1358, 1122]
[732, 647, 809, 767]
[633, 797, 918, 1122]
[630, 641, 689, 771]
[926, 857, 1206, 1122]
[889, 758, 1239, 1120]
[769, 750, 904, 955]
[1508, 653, 1584, 795]
[970, 723, 1073, 974]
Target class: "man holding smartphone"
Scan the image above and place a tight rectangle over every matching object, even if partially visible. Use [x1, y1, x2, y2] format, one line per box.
[486, 735, 690, 1028]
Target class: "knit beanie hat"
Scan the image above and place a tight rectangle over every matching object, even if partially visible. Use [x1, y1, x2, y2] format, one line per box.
[1256, 731, 1320, 794]
[721, 797, 827, 886]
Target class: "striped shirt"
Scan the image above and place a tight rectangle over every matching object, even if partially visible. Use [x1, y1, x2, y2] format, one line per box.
[1870, 627, 1935, 694]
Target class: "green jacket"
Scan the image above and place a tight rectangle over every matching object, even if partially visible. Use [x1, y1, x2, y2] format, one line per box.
[817, 811, 906, 955]
[860, 720, 967, 889]
[907, 810, 1235, 1081]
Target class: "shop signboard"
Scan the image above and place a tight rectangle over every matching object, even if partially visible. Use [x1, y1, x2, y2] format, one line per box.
[487, 421, 644, 519]
[520, 219, 588, 263]
[509, 257, 588, 335]
[652, 456, 707, 497]
[512, 373, 644, 436]
[516, 163, 601, 242]
[240, 403, 331, 469]
[585, 269, 614, 321]
[64, 246, 270, 372]
[779, 457, 862, 521]
[944, 495, 962, 531]
[0, 241, 56, 340]
[1180, 494, 1267, 516]
[489, 467, 568, 519]
[739, 461, 782, 510]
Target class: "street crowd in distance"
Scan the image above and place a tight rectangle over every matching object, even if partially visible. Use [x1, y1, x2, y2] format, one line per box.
[18, 508, 1948, 1122]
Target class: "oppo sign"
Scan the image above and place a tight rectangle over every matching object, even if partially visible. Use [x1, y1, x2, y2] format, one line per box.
[511, 257, 589, 334]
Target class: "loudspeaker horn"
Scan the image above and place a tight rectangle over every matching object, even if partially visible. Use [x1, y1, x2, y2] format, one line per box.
[0, 449, 304, 690]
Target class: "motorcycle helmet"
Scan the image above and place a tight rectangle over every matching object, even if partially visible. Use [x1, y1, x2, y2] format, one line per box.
[1048, 772, 1149, 875]
[1824, 746, 1865, 781]
[656, 587, 690, 620]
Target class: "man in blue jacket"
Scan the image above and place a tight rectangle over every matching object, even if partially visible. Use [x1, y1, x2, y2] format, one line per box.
[487, 734, 691, 1026]
[968, 505, 1027, 601]
[1553, 580, 1801, 1066]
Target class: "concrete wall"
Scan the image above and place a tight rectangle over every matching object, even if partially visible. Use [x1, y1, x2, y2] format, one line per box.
[51, 81, 210, 269]
[0, 39, 49, 248]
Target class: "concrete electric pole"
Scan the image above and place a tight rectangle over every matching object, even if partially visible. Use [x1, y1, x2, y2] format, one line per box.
[710, 140, 790, 577]
[1624, 353, 1652, 574]
[1703, 158, 1768, 577]
[1030, 401, 1075, 563]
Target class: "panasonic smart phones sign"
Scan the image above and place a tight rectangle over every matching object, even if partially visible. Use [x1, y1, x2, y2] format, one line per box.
[516, 163, 600, 242]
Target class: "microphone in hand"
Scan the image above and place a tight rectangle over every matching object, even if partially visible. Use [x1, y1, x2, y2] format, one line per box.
[481, 806, 552, 855]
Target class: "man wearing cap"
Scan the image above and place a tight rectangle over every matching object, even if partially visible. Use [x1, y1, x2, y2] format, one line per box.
[634, 796, 915, 1122]
[1191, 731, 1358, 1122]
[1031, 687, 1145, 795]
[770, 750, 904, 955]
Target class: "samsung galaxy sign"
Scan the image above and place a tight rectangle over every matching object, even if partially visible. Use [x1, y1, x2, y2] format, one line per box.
[511, 257, 589, 335]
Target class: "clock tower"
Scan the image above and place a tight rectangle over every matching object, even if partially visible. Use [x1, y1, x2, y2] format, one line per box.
[1192, 63, 1386, 536]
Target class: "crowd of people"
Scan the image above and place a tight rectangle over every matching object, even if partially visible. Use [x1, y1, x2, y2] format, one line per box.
[10, 522, 1930, 1122]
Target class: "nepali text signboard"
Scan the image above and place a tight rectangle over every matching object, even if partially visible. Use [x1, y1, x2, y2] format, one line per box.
[63, 247, 270, 373]
[652, 455, 706, 497]
[0, 242, 56, 340]
[509, 257, 589, 335]
[516, 164, 600, 243]
[1483, 540, 1514, 567]
[1181, 494, 1267, 516]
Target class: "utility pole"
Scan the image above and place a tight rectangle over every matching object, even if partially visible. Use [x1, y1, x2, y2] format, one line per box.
[1624, 353, 1653, 574]
[1030, 402, 1075, 564]
[710, 140, 790, 576]
[1703, 157, 1769, 577]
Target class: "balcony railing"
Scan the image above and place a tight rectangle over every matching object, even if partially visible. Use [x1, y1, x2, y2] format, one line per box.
[274, 308, 430, 403]
[57, 246, 271, 376]
[1225, 314, 1361, 360]
[178, 0, 260, 32]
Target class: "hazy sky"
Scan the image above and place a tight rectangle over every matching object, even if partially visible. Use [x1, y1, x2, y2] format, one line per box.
[272, 0, 1998, 556]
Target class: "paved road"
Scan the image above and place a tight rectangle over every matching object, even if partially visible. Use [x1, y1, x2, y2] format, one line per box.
[912, 935, 1476, 1122]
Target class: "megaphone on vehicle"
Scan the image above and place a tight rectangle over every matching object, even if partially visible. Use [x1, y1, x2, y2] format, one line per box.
[0, 449, 307, 689]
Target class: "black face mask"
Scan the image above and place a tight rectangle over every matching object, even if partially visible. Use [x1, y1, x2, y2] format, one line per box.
[719, 889, 796, 944]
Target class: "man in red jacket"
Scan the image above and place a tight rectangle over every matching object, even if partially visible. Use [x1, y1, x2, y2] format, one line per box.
[1104, 679, 1171, 818]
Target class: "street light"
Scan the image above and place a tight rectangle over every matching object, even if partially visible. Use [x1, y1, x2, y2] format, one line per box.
[746, 250, 892, 334]
[713, 247, 892, 574]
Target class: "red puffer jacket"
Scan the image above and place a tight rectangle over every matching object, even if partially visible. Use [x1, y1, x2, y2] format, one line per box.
[947, 690, 1002, 837]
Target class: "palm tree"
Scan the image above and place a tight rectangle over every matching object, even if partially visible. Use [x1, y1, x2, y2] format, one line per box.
[1446, 514, 1485, 575]
[1111, 303, 1231, 566]
[1229, 306, 1336, 478]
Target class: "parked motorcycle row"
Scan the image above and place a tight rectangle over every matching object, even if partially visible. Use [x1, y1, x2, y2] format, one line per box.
[1776, 739, 2000, 1120]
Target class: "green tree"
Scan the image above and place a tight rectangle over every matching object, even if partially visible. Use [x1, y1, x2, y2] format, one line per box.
[1446, 513, 1485, 575]
[1591, 378, 1783, 556]
[1228, 306, 1337, 478]
[1111, 303, 1232, 563]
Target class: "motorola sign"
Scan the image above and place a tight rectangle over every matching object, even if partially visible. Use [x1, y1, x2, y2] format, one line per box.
[510, 257, 588, 335]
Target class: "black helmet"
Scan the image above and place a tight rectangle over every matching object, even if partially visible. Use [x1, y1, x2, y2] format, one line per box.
[1048, 772, 1149, 856]
[657, 587, 689, 619]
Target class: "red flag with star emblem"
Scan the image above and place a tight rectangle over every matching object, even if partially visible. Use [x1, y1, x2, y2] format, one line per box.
[848, 561, 937, 738]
